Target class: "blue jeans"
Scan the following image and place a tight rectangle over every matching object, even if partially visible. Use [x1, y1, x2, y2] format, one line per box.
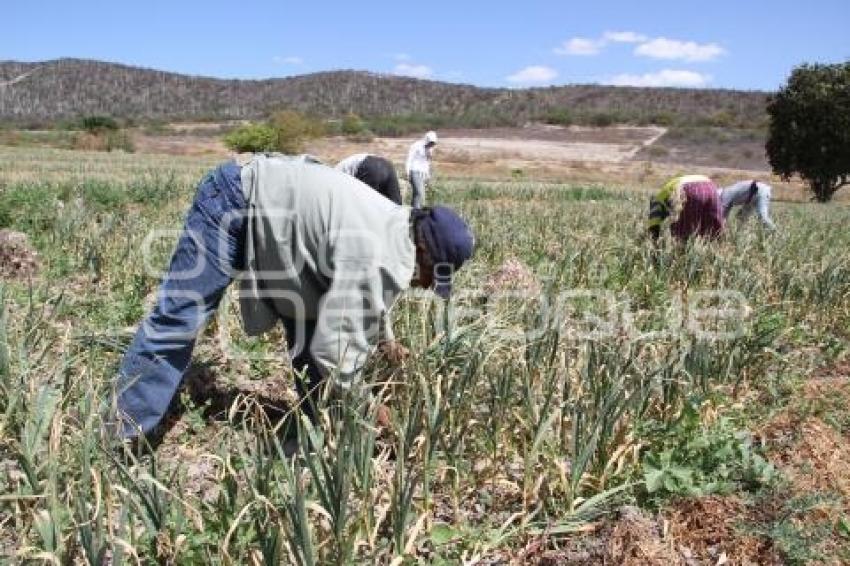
[116, 163, 326, 438]
[116, 163, 246, 437]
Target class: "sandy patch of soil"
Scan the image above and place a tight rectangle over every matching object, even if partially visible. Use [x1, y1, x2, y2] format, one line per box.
[442, 125, 665, 144]
[310, 125, 665, 166]
[127, 123, 811, 200]
[442, 137, 636, 163]
[306, 128, 808, 201]
[634, 127, 770, 171]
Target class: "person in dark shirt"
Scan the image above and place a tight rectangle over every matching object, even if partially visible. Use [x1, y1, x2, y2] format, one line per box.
[336, 153, 403, 204]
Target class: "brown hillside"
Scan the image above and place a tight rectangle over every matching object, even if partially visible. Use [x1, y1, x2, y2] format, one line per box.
[0, 58, 769, 128]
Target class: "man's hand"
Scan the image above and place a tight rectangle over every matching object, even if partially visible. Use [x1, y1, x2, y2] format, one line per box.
[378, 340, 410, 365]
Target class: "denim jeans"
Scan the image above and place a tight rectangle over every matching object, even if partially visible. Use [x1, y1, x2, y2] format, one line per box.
[115, 163, 247, 437]
[116, 163, 331, 438]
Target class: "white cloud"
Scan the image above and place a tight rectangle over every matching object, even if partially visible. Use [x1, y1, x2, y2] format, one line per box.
[554, 32, 726, 63]
[393, 63, 434, 79]
[554, 37, 604, 56]
[555, 31, 646, 56]
[635, 38, 725, 62]
[603, 30, 647, 43]
[273, 56, 303, 65]
[506, 65, 558, 85]
[607, 69, 712, 88]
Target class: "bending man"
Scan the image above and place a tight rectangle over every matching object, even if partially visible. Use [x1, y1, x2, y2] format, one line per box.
[115, 155, 474, 438]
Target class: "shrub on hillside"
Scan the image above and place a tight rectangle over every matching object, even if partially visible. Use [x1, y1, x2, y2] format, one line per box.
[270, 110, 325, 153]
[367, 113, 445, 137]
[644, 112, 676, 126]
[80, 115, 120, 133]
[341, 113, 366, 136]
[540, 108, 573, 126]
[222, 113, 325, 153]
[223, 123, 276, 153]
[588, 112, 618, 127]
[340, 112, 374, 141]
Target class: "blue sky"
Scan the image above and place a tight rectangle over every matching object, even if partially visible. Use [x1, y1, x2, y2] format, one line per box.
[3, 0, 848, 91]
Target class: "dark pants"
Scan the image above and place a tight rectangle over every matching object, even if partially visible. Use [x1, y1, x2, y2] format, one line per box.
[115, 163, 322, 438]
[355, 156, 402, 205]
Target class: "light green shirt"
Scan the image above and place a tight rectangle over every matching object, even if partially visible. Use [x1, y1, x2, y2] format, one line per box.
[239, 155, 415, 387]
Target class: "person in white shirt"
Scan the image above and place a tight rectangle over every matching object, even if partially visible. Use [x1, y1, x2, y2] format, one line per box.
[406, 131, 438, 209]
[719, 180, 776, 230]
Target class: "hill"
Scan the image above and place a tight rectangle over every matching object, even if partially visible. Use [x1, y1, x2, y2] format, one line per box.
[0, 58, 769, 129]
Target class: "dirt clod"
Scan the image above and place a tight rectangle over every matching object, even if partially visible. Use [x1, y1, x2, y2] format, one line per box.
[0, 229, 38, 279]
[667, 496, 781, 565]
[760, 376, 850, 508]
[606, 505, 683, 565]
[484, 257, 541, 296]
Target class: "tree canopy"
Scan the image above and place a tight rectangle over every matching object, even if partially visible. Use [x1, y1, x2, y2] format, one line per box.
[766, 62, 850, 202]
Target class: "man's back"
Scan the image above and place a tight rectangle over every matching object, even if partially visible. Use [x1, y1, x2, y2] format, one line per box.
[336, 153, 370, 177]
[240, 155, 415, 330]
[721, 181, 771, 208]
[720, 181, 775, 229]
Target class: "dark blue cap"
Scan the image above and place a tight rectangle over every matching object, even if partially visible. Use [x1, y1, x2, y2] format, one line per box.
[417, 206, 475, 298]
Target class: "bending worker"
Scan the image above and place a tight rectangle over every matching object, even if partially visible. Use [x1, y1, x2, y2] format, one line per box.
[336, 153, 403, 204]
[406, 131, 437, 209]
[648, 174, 725, 242]
[115, 154, 474, 438]
[719, 180, 776, 230]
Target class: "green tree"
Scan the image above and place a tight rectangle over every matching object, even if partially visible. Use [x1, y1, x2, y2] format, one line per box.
[222, 123, 276, 153]
[588, 112, 617, 127]
[341, 112, 365, 135]
[270, 110, 325, 154]
[80, 115, 119, 133]
[766, 62, 850, 202]
[540, 107, 573, 126]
